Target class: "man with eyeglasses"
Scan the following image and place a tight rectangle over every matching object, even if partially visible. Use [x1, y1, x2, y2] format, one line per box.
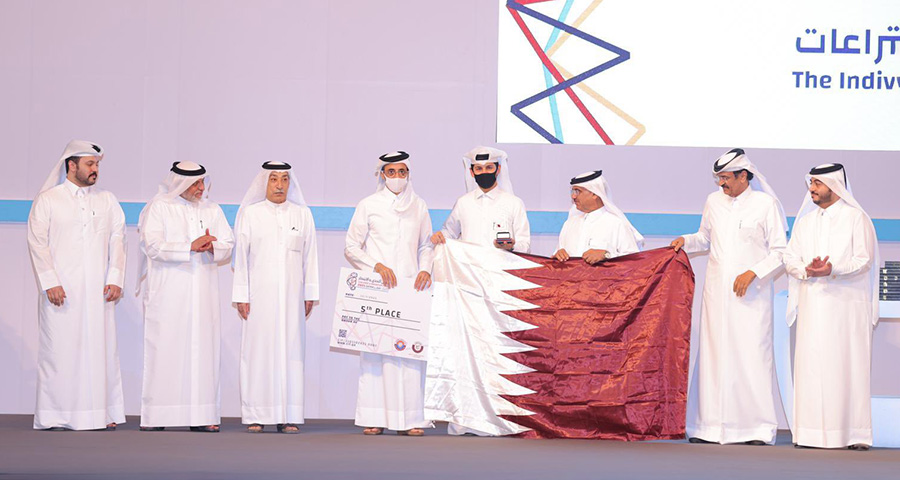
[345, 151, 434, 436]
[430, 146, 530, 254]
[670, 148, 788, 446]
[552, 170, 642, 264]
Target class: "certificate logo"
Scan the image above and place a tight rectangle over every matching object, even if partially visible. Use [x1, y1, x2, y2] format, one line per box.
[412, 342, 424, 354]
[394, 339, 407, 351]
[346, 272, 359, 291]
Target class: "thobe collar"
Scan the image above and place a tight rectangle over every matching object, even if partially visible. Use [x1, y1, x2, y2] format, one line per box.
[377, 186, 402, 205]
[64, 178, 91, 198]
[175, 195, 200, 207]
[730, 184, 753, 205]
[817, 198, 846, 218]
[265, 199, 289, 210]
[583, 205, 608, 220]
[475, 186, 503, 201]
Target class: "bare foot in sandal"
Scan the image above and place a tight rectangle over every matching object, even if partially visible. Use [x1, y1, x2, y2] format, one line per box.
[277, 423, 300, 434]
[363, 427, 383, 435]
[397, 428, 424, 436]
[247, 424, 263, 433]
[190, 425, 220, 433]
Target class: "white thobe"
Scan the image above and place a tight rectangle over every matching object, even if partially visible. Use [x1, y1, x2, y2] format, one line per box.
[26, 180, 126, 430]
[784, 199, 876, 448]
[683, 187, 787, 444]
[440, 187, 530, 435]
[345, 188, 434, 430]
[556, 207, 639, 258]
[441, 187, 531, 253]
[139, 196, 234, 427]
[232, 200, 319, 425]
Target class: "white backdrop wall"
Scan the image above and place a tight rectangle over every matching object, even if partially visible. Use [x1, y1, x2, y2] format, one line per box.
[1, 1, 898, 421]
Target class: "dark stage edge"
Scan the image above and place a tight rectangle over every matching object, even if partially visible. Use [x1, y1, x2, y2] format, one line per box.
[0, 415, 897, 480]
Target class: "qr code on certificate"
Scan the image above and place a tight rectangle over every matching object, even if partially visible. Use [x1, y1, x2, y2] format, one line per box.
[338, 329, 347, 338]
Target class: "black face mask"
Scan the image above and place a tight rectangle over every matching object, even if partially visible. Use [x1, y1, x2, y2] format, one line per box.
[474, 172, 497, 189]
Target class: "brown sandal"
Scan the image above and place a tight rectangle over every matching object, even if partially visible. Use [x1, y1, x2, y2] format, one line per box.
[247, 424, 263, 433]
[397, 428, 424, 436]
[363, 427, 383, 435]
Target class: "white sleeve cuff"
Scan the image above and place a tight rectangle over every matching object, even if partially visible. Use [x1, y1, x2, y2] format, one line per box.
[38, 270, 61, 291]
[305, 284, 319, 302]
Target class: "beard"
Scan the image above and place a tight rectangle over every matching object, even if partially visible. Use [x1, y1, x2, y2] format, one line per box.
[811, 190, 832, 205]
[76, 169, 97, 185]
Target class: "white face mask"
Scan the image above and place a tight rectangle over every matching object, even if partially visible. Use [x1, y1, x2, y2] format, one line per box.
[385, 176, 408, 194]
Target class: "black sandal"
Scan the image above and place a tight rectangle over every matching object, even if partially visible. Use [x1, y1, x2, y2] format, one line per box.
[140, 426, 165, 432]
[277, 423, 299, 434]
[190, 425, 220, 433]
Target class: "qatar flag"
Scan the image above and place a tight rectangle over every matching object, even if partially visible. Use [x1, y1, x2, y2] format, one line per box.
[424, 240, 694, 440]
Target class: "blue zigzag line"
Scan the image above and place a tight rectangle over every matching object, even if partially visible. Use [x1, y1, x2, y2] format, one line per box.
[507, 0, 630, 144]
[542, 0, 576, 142]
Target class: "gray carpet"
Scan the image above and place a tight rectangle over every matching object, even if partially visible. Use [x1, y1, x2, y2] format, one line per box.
[0, 415, 897, 479]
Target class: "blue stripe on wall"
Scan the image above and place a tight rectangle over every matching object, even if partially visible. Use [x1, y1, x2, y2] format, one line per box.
[3, 200, 899, 241]
[0, 200, 31, 223]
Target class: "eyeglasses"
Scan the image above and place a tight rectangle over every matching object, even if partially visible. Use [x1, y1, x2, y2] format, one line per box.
[715, 174, 734, 183]
[383, 168, 408, 178]
[570, 188, 589, 197]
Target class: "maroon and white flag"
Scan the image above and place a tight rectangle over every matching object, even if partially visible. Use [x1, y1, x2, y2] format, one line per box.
[425, 240, 694, 440]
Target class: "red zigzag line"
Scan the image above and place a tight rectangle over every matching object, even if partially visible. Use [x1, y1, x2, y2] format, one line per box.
[507, 3, 614, 145]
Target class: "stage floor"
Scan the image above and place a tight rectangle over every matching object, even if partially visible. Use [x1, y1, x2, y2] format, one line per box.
[0, 415, 897, 479]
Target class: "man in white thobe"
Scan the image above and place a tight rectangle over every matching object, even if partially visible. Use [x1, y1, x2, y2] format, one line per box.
[138, 161, 234, 432]
[671, 148, 788, 445]
[345, 151, 434, 436]
[431, 146, 530, 254]
[553, 170, 641, 263]
[430, 146, 530, 436]
[783, 163, 878, 450]
[232, 161, 319, 434]
[27, 140, 126, 431]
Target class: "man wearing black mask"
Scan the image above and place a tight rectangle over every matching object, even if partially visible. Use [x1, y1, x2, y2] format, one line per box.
[431, 146, 530, 254]
[429, 146, 530, 437]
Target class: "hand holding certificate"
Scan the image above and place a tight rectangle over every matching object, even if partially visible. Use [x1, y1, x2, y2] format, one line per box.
[330, 267, 433, 361]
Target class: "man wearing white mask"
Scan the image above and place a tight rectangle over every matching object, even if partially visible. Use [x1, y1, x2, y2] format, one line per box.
[553, 170, 642, 263]
[232, 161, 319, 434]
[137, 161, 234, 433]
[27, 140, 126, 431]
[345, 151, 434, 436]
[783, 163, 878, 451]
[431, 146, 530, 253]
[671, 148, 788, 446]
